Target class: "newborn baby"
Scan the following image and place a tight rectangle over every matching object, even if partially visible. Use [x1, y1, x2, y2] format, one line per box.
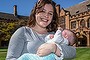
[17, 28, 76, 60]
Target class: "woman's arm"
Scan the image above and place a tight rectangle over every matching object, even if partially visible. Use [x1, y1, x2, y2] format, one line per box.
[56, 44, 76, 59]
[37, 41, 76, 59]
[6, 27, 26, 60]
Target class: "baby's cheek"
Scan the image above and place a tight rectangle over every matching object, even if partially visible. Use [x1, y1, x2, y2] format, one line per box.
[62, 32, 65, 36]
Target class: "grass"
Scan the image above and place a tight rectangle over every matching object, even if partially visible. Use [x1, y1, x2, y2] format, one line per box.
[0, 49, 7, 60]
[73, 47, 90, 60]
[0, 48, 90, 60]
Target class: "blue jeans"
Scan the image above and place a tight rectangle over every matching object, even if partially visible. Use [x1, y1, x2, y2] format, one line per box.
[17, 53, 56, 60]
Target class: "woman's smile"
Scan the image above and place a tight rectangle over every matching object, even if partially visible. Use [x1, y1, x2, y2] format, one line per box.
[41, 17, 49, 22]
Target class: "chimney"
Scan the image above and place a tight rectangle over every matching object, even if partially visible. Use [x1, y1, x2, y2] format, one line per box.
[56, 4, 60, 17]
[13, 5, 17, 16]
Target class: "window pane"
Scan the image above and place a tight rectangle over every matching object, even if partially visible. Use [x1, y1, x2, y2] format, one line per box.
[87, 18, 90, 28]
[80, 19, 85, 28]
[58, 17, 65, 29]
[71, 21, 76, 29]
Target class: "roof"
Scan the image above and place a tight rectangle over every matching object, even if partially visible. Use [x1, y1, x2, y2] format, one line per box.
[65, 0, 90, 15]
[0, 12, 29, 20]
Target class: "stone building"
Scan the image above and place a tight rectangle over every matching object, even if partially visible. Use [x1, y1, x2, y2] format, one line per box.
[56, 0, 90, 47]
[0, 5, 29, 47]
[0, 0, 90, 47]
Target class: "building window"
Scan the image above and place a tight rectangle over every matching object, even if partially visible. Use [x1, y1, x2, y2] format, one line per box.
[87, 18, 90, 28]
[87, 4, 90, 11]
[59, 17, 65, 24]
[71, 21, 76, 29]
[58, 16, 65, 29]
[80, 19, 85, 28]
[60, 24, 65, 29]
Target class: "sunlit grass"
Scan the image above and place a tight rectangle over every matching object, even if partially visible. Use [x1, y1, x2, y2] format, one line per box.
[0, 49, 7, 60]
[73, 47, 90, 60]
[0, 48, 90, 60]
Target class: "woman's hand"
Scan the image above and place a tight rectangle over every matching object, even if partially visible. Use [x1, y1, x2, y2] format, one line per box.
[36, 43, 56, 56]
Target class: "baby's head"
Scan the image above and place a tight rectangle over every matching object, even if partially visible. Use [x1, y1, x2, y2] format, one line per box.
[62, 29, 77, 46]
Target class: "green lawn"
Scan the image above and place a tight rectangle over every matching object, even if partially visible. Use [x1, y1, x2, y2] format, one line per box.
[0, 49, 7, 60]
[73, 47, 90, 60]
[0, 48, 90, 60]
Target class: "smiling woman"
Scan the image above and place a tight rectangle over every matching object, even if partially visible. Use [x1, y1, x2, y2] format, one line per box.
[35, 4, 53, 29]
[28, 0, 58, 32]
[6, 0, 76, 60]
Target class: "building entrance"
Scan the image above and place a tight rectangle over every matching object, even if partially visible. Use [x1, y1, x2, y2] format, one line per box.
[77, 35, 87, 47]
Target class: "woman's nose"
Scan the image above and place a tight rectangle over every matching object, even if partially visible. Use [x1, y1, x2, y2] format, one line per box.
[45, 13, 49, 18]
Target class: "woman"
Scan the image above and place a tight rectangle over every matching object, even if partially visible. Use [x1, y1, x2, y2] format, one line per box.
[6, 0, 76, 60]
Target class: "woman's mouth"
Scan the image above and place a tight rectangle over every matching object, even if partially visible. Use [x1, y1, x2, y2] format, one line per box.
[41, 18, 48, 22]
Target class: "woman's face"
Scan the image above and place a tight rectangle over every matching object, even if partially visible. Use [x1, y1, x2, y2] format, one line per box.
[35, 4, 53, 28]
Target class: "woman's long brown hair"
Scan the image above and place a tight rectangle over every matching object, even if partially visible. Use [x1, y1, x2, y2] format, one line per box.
[27, 0, 58, 32]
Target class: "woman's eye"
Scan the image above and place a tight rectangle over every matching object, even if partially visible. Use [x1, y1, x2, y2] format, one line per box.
[39, 10, 45, 14]
[50, 13, 53, 15]
[42, 10, 45, 13]
[49, 13, 53, 15]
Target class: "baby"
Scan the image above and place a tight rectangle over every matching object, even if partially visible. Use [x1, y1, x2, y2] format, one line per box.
[45, 28, 76, 46]
[17, 28, 76, 60]
[43, 28, 77, 60]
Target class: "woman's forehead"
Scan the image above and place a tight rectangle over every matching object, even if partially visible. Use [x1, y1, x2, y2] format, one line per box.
[43, 4, 53, 12]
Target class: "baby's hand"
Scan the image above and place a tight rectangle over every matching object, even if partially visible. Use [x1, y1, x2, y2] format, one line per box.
[37, 43, 55, 56]
[49, 34, 54, 39]
[45, 34, 54, 42]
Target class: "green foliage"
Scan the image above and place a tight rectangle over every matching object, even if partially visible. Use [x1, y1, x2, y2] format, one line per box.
[0, 22, 17, 41]
[0, 49, 7, 60]
[0, 19, 27, 47]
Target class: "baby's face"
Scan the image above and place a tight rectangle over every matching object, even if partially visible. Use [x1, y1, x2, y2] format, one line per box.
[62, 30, 72, 38]
[62, 30, 68, 38]
[62, 30, 74, 45]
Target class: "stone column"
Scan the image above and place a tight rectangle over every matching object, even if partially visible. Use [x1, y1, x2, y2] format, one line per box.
[56, 4, 60, 17]
[76, 20, 79, 29]
[65, 12, 70, 29]
[13, 5, 17, 16]
[87, 31, 90, 47]
[85, 19, 88, 27]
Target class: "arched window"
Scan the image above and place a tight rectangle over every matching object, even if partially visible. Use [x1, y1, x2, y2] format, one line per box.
[80, 19, 85, 28]
[71, 21, 76, 29]
[87, 18, 90, 28]
[87, 4, 90, 11]
[58, 16, 65, 29]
